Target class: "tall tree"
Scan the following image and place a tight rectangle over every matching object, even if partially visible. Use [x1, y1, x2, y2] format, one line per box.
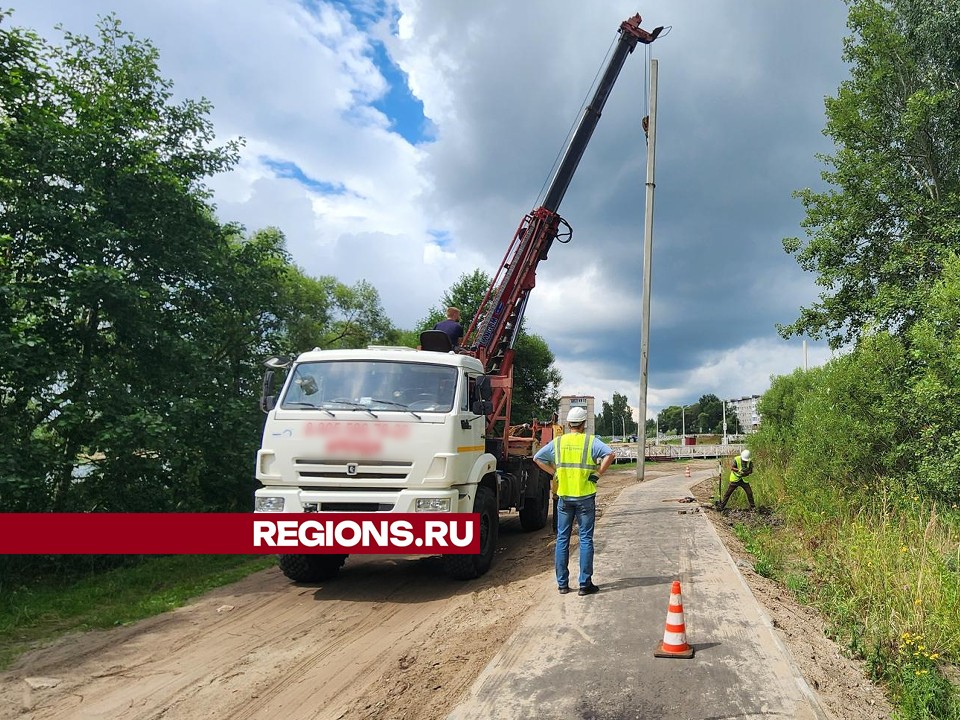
[418, 269, 491, 333]
[905, 252, 960, 501]
[0, 13, 401, 513]
[657, 403, 700, 436]
[510, 333, 561, 424]
[0, 14, 243, 510]
[285, 274, 397, 352]
[601, 392, 633, 437]
[780, 0, 960, 348]
[696, 393, 725, 433]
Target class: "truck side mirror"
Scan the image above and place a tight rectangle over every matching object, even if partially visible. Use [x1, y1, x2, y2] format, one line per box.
[261, 356, 293, 412]
[475, 375, 493, 401]
[261, 369, 277, 413]
[264, 355, 292, 369]
[471, 399, 494, 416]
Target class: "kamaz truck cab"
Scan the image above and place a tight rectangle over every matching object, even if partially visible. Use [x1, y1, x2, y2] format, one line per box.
[255, 345, 528, 581]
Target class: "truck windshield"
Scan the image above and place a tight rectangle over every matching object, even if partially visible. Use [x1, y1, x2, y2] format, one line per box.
[280, 360, 458, 413]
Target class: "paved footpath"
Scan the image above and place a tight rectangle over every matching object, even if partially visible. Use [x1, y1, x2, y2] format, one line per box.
[448, 469, 832, 720]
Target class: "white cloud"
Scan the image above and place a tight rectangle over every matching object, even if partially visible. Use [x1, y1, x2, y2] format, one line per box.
[556, 336, 831, 421]
[18, 0, 850, 415]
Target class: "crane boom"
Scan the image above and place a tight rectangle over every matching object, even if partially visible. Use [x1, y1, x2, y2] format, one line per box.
[462, 13, 662, 443]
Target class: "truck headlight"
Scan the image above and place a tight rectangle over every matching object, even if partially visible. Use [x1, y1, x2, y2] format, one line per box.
[255, 496, 285, 512]
[416, 498, 451, 512]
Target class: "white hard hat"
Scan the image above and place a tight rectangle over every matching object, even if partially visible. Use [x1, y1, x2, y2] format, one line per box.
[741, 449, 752, 462]
[567, 407, 588, 424]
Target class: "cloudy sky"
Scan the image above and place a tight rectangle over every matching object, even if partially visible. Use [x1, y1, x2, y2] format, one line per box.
[15, 0, 849, 420]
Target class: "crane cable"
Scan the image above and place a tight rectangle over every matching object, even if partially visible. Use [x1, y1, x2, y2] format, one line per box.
[536, 23, 672, 202]
[534, 31, 618, 209]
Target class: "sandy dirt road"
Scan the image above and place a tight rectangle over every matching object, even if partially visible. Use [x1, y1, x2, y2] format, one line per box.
[0, 462, 891, 719]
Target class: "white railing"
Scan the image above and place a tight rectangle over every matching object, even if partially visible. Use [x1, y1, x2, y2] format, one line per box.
[611, 444, 744, 462]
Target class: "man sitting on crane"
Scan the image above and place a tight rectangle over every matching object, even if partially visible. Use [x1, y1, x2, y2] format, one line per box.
[433, 307, 464, 349]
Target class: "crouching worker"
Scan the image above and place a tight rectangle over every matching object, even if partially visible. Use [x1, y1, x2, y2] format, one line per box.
[718, 448, 755, 511]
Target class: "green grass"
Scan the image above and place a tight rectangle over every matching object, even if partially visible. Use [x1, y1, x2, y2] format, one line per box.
[731, 468, 960, 719]
[732, 523, 779, 578]
[0, 554, 274, 670]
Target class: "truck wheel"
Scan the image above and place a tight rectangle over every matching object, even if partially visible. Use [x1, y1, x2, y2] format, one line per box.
[519, 471, 549, 531]
[277, 554, 347, 583]
[443, 486, 498, 580]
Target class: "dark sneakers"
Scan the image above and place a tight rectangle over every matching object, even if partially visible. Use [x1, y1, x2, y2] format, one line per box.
[578, 583, 599, 596]
[558, 585, 571, 595]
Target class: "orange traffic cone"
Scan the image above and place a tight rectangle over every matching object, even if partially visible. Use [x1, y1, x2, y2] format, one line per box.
[654, 580, 694, 658]
[684, 466, 691, 478]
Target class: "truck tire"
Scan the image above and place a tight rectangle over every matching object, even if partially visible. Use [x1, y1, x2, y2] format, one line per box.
[519, 470, 549, 531]
[443, 486, 498, 580]
[277, 554, 348, 583]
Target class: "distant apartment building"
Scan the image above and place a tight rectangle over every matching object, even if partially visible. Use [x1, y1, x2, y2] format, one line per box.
[558, 395, 596, 436]
[729, 395, 761, 433]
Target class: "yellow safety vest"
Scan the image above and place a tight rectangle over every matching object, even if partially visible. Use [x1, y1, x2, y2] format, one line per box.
[729, 456, 752, 484]
[555, 432, 598, 498]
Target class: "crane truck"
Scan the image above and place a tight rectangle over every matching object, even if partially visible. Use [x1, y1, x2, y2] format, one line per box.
[255, 13, 662, 582]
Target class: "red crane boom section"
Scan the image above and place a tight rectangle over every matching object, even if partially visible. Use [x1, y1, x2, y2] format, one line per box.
[462, 209, 565, 443]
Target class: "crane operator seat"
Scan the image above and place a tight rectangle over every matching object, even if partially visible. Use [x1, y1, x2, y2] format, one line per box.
[419, 330, 454, 353]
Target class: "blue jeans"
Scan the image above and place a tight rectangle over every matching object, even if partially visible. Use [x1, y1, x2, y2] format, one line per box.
[555, 494, 596, 588]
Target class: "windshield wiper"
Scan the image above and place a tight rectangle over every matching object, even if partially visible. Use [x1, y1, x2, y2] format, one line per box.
[369, 398, 421, 419]
[326, 399, 378, 418]
[283, 402, 335, 417]
[368, 398, 407, 408]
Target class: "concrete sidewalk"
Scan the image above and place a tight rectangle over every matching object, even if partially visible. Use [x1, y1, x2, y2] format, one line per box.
[448, 469, 831, 720]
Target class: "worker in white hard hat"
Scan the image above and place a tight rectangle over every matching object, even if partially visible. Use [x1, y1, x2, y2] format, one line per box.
[717, 448, 756, 511]
[533, 406, 614, 596]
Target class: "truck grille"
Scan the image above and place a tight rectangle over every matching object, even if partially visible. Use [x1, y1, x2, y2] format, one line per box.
[309, 502, 395, 512]
[294, 458, 413, 483]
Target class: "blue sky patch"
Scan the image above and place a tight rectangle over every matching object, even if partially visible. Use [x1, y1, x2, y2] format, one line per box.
[428, 229, 452, 248]
[261, 156, 345, 195]
[330, 0, 384, 31]
[325, 0, 429, 144]
[368, 41, 430, 145]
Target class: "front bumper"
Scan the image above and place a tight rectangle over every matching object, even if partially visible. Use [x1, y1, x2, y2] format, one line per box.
[254, 486, 471, 514]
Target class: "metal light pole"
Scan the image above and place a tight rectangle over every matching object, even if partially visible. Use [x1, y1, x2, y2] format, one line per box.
[681, 405, 687, 457]
[722, 400, 728, 445]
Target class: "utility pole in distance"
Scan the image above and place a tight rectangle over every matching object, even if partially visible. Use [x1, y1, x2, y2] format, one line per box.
[722, 400, 728, 445]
